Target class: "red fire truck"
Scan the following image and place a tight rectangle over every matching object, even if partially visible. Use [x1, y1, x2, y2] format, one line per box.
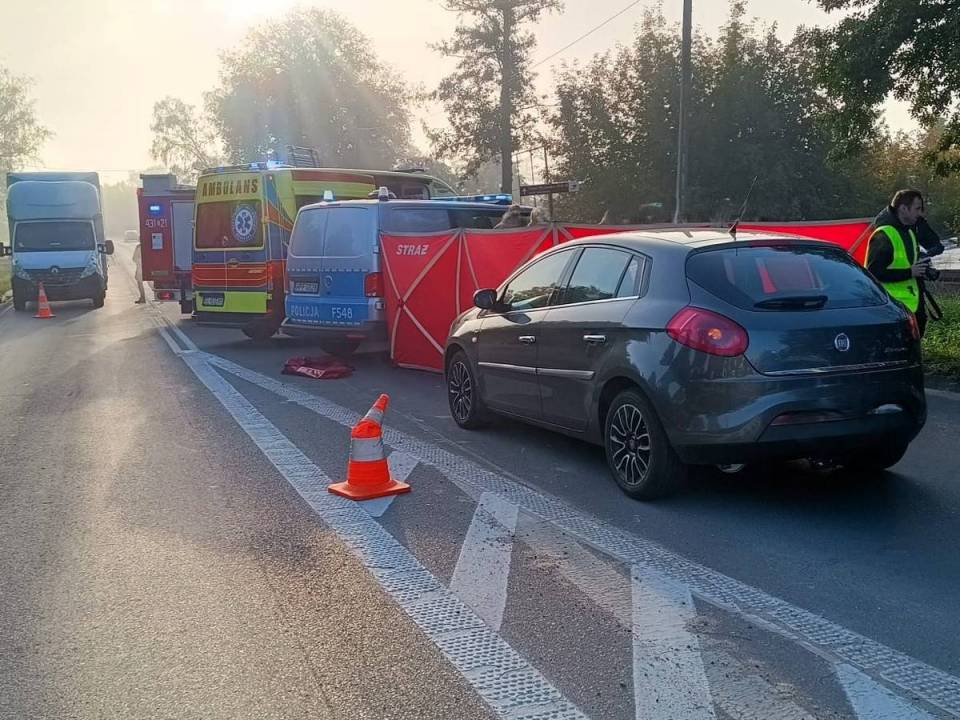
[136, 174, 195, 313]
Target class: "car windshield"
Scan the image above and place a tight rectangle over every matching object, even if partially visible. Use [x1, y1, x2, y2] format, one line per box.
[14, 221, 95, 252]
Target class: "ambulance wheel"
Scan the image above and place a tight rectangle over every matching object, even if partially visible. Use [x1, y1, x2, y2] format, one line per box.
[242, 321, 277, 342]
[92, 293, 105, 309]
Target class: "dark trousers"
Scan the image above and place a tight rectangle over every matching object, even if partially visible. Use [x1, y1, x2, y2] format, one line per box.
[917, 298, 928, 338]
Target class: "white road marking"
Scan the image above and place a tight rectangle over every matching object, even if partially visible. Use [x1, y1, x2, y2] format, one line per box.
[360, 451, 420, 517]
[524, 522, 816, 720]
[164, 346, 585, 720]
[632, 566, 716, 720]
[450, 493, 520, 631]
[193, 351, 958, 718]
[165, 317, 199, 352]
[836, 663, 936, 720]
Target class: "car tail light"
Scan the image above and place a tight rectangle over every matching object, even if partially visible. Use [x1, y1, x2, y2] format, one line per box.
[667, 307, 749, 357]
[156, 291, 174, 301]
[906, 313, 920, 341]
[365, 272, 383, 298]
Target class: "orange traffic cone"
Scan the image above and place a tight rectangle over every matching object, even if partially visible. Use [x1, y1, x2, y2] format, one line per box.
[329, 394, 411, 500]
[34, 282, 54, 319]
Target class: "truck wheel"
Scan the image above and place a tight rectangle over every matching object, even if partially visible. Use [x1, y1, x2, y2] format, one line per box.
[92, 293, 105, 309]
[12, 287, 27, 312]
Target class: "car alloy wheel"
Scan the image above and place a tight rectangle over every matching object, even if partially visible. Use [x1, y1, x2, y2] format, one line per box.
[608, 403, 652, 488]
[448, 359, 473, 424]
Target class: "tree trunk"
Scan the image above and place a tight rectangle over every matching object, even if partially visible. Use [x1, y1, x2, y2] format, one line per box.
[499, 2, 515, 195]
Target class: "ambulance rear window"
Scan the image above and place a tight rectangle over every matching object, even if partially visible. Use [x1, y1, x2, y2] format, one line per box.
[195, 201, 263, 249]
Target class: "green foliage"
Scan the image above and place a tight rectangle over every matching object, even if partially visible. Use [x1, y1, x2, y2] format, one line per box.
[546, 3, 959, 227]
[430, 0, 562, 182]
[808, 0, 960, 171]
[206, 8, 413, 169]
[924, 294, 960, 379]
[0, 66, 51, 243]
[149, 97, 222, 183]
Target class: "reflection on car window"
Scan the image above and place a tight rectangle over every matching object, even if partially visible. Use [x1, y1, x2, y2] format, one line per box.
[289, 208, 327, 256]
[616, 256, 643, 298]
[383, 208, 452, 233]
[687, 245, 888, 310]
[450, 209, 507, 229]
[324, 208, 375, 257]
[502, 251, 573, 311]
[560, 247, 631, 305]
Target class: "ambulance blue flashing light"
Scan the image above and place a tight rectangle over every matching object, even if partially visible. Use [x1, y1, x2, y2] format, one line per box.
[377, 186, 391, 201]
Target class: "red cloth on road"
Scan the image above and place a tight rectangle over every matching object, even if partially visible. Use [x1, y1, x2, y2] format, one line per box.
[282, 357, 354, 380]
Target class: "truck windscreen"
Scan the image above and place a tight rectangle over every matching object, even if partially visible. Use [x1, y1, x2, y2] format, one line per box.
[15, 221, 95, 252]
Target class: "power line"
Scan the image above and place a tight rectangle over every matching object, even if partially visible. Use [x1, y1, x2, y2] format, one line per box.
[530, 0, 644, 70]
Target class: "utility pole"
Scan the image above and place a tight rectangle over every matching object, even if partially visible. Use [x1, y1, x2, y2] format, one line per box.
[673, 0, 692, 224]
[543, 145, 554, 219]
[499, 1, 516, 194]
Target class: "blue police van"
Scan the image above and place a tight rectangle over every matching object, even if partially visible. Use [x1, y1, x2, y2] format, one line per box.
[282, 192, 516, 356]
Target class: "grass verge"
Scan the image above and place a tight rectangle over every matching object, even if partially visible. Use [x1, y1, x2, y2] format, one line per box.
[0, 257, 10, 300]
[923, 289, 960, 380]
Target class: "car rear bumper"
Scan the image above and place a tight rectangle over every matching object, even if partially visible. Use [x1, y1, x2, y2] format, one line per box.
[280, 318, 386, 340]
[663, 365, 926, 465]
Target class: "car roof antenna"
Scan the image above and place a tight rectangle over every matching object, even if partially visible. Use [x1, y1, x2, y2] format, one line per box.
[729, 175, 760, 240]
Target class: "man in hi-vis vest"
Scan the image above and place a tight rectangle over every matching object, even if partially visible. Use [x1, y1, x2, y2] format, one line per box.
[867, 189, 944, 337]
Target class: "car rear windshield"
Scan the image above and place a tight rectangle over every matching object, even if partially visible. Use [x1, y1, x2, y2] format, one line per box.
[289, 207, 375, 257]
[195, 201, 263, 249]
[686, 244, 888, 310]
[15, 221, 95, 252]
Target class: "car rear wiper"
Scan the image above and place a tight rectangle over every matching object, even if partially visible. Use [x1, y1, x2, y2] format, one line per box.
[754, 294, 828, 310]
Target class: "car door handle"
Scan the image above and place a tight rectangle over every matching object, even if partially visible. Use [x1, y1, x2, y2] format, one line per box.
[518, 336, 537, 344]
[583, 334, 607, 345]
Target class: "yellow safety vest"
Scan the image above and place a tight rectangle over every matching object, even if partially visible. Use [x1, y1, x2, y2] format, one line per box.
[870, 225, 920, 313]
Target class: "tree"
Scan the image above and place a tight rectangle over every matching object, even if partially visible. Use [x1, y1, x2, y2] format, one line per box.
[430, 0, 562, 192]
[149, 96, 222, 183]
[206, 8, 413, 169]
[549, 3, 869, 223]
[549, 7, 681, 222]
[0, 67, 51, 243]
[808, 0, 960, 172]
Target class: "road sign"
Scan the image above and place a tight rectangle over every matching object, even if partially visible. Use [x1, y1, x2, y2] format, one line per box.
[519, 180, 581, 197]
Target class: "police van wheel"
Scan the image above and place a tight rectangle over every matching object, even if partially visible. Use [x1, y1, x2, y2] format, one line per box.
[242, 322, 277, 342]
[319, 340, 360, 358]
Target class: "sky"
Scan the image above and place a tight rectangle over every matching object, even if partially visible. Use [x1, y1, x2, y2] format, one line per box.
[0, 0, 917, 183]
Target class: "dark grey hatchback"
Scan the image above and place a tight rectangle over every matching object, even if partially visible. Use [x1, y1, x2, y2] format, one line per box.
[444, 230, 926, 499]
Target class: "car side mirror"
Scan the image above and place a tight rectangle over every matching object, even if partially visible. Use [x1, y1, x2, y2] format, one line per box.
[99, 240, 115, 255]
[474, 288, 499, 310]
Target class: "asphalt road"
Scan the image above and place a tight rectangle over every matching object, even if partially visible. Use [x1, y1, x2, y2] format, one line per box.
[2, 244, 959, 719]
